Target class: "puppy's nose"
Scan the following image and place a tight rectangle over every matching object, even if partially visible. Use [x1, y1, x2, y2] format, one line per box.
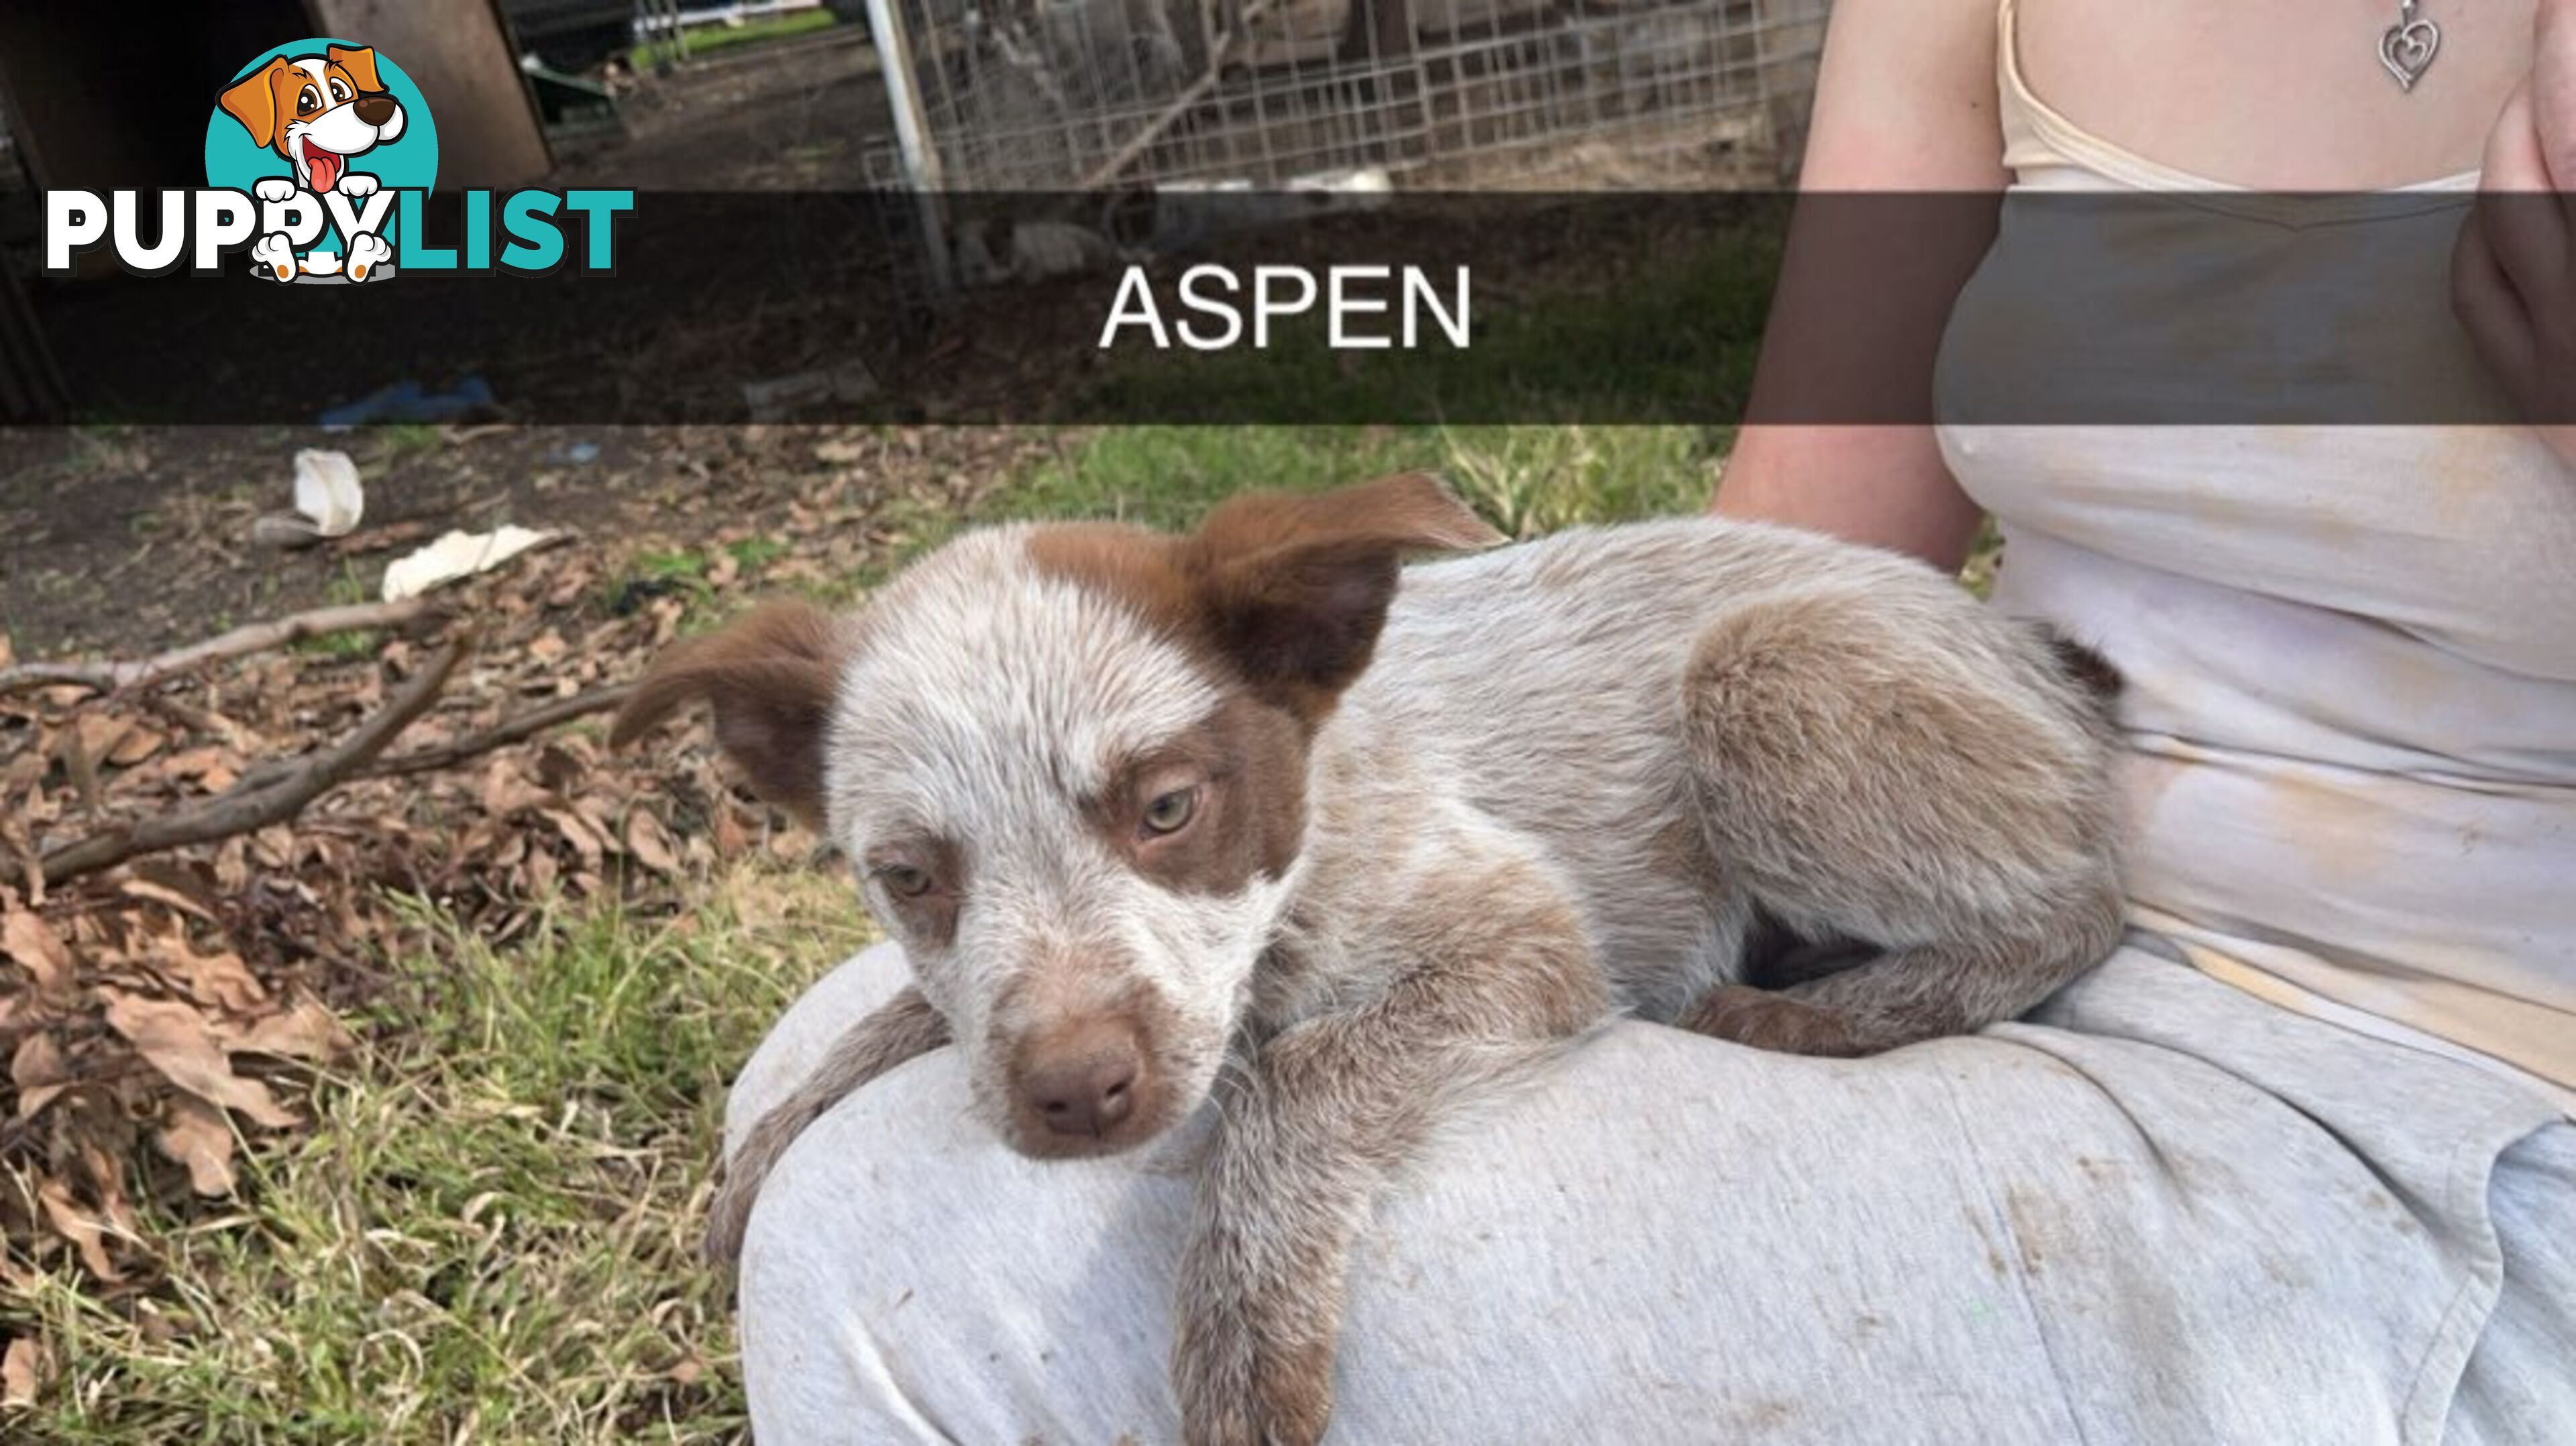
[352, 95, 397, 126]
[1022, 1019, 1142, 1137]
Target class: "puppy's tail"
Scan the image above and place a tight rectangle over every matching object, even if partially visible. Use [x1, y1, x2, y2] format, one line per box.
[2034, 627, 2124, 717]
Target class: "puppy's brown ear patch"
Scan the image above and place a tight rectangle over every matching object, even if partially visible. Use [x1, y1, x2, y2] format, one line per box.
[219, 60, 290, 148]
[1184, 474, 1504, 719]
[612, 602, 851, 828]
[326, 45, 384, 94]
[1191, 471, 1506, 561]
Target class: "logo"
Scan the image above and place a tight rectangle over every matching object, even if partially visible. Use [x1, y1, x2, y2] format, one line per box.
[44, 38, 631, 281]
[210, 41, 435, 282]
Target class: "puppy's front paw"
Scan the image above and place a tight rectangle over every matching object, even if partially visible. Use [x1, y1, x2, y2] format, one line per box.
[1177, 1342, 1334, 1446]
[337, 172, 379, 198]
[1173, 1244, 1336, 1446]
[250, 232, 298, 282]
[254, 177, 298, 204]
[346, 232, 393, 282]
[1678, 983, 1864, 1056]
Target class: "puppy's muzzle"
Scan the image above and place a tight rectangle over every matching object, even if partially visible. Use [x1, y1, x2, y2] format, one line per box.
[351, 94, 398, 127]
[1018, 1016, 1145, 1140]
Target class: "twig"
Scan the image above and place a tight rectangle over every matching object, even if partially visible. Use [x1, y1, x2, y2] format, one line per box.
[0, 599, 443, 698]
[7, 637, 469, 889]
[1071, 0, 1281, 193]
[360, 683, 635, 778]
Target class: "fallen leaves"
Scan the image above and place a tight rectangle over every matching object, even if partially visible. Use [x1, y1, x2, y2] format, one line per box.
[11, 1032, 70, 1119]
[103, 993, 299, 1130]
[37, 1176, 123, 1282]
[2, 1333, 46, 1409]
[153, 1095, 239, 1198]
[1, 908, 74, 999]
[0, 421, 1028, 1341]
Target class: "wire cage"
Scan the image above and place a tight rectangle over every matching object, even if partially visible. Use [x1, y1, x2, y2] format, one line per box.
[862, 0, 1830, 193]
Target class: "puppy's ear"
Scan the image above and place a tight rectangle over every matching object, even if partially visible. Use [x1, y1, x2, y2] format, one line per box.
[611, 602, 851, 829]
[219, 60, 288, 149]
[327, 45, 384, 94]
[1185, 473, 1503, 719]
[1190, 471, 1505, 560]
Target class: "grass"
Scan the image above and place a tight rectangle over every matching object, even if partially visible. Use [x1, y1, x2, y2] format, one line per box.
[837, 423, 1725, 596]
[293, 566, 384, 660]
[7, 865, 872, 1444]
[629, 9, 840, 72]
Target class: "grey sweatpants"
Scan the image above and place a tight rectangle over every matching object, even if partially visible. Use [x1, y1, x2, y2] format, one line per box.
[727, 938, 2574, 1444]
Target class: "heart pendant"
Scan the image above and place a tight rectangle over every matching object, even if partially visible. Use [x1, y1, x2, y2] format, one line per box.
[2380, 17, 2440, 91]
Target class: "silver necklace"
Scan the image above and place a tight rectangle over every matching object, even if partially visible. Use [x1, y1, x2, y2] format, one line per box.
[2381, 0, 2440, 91]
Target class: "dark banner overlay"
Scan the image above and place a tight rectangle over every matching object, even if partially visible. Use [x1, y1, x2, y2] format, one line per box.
[26, 189, 2573, 425]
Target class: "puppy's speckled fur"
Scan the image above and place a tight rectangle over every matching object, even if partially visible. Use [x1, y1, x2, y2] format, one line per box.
[614, 475, 2126, 1446]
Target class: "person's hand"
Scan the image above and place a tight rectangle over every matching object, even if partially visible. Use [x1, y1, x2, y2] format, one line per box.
[2453, 0, 2576, 468]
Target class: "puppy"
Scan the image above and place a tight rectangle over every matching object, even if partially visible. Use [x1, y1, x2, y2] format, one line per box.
[614, 475, 2126, 1445]
[217, 46, 407, 282]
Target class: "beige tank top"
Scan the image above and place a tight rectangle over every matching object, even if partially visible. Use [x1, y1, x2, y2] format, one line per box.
[1935, 0, 2576, 1113]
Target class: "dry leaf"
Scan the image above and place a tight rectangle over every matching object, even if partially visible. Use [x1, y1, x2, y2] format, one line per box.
[158, 746, 229, 781]
[143, 926, 266, 1014]
[625, 811, 680, 875]
[35, 1178, 121, 1281]
[107, 725, 168, 767]
[217, 995, 354, 1063]
[67, 714, 131, 769]
[541, 808, 606, 869]
[478, 759, 549, 818]
[102, 992, 298, 1129]
[212, 836, 250, 893]
[11, 1032, 70, 1120]
[0, 808, 46, 905]
[712, 805, 749, 860]
[0, 909, 74, 999]
[3, 1333, 47, 1408]
[119, 877, 217, 923]
[155, 1095, 239, 1197]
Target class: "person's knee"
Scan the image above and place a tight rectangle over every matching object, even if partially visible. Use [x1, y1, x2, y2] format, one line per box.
[735, 1053, 1189, 1441]
[724, 939, 916, 1156]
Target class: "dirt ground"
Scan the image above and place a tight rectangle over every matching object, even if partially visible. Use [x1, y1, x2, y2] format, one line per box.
[551, 26, 896, 190]
[0, 424, 1055, 662]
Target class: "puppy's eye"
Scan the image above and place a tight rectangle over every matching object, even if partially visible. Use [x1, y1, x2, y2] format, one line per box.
[297, 85, 321, 115]
[328, 78, 352, 103]
[874, 863, 933, 899]
[1140, 787, 1199, 836]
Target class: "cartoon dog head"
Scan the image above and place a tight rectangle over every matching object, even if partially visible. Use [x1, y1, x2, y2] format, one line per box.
[218, 46, 405, 194]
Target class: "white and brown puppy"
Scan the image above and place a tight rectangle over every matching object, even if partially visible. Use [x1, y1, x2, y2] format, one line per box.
[219, 46, 407, 282]
[614, 475, 2127, 1446]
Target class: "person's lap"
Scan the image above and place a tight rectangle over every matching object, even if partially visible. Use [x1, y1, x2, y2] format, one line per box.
[730, 941, 2571, 1445]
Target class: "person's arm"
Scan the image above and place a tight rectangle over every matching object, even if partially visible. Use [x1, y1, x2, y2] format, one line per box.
[1711, 0, 2012, 572]
[2453, 0, 2576, 472]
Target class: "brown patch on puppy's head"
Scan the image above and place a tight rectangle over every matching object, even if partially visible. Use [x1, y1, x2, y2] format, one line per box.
[1082, 691, 1312, 899]
[1028, 472, 1503, 727]
[1179, 471, 1504, 723]
[610, 600, 855, 829]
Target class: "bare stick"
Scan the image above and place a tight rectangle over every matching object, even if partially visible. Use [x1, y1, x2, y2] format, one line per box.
[8, 638, 468, 888]
[360, 683, 635, 779]
[0, 599, 443, 698]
